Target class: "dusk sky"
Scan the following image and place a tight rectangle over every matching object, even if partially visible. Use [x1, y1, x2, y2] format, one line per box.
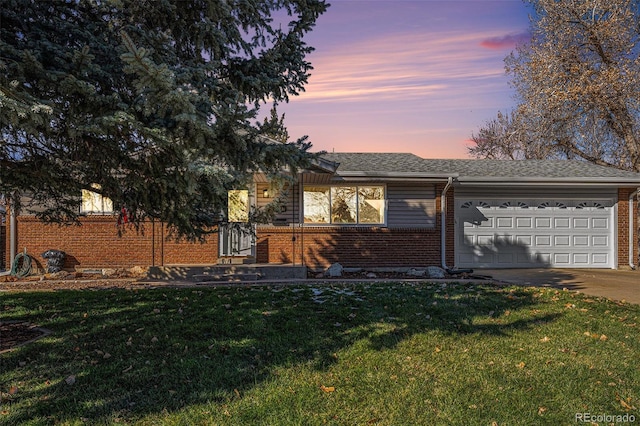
[276, 0, 533, 158]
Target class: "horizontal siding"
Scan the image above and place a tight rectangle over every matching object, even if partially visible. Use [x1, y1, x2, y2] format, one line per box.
[256, 182, 300, 225]
[387, 183, 436, 228]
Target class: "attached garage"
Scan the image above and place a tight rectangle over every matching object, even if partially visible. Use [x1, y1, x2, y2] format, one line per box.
[436, 156, 640, 270]
[455, 195, 615, 268]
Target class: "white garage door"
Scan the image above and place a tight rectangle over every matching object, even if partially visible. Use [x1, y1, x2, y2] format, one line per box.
[455, 199, 614, 268]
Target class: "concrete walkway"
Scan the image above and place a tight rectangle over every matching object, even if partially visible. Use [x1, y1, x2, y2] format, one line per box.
[479, 268, 640, 305]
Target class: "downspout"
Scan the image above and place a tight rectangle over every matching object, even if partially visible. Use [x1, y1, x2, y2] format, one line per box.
[629, 188, 639, 269]
[441, 177, 453, 270]
[9, 197, 16, 268]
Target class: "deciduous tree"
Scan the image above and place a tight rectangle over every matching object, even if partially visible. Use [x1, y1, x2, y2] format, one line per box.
[469, 0, 640, 171]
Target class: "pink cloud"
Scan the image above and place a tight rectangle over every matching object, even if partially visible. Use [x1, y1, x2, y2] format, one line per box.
[480, 31, 530, 50]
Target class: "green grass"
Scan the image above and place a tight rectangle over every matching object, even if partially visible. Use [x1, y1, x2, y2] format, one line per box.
[1, 282, 639, 425]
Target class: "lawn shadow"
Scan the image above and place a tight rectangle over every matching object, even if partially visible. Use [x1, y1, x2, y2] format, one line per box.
[0, 281, 561, 423]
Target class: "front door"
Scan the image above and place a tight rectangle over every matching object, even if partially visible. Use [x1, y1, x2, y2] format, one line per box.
[219, 190, 255, 258]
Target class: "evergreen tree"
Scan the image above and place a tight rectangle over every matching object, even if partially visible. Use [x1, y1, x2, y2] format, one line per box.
[0, 0, 328, 239]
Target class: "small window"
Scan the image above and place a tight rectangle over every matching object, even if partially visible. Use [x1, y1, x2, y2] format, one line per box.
[478, 201, 490, 209]
[538, 201, 566, 209]
[461, 201, 472, 209]
[228, 190, 249, 222]
[517, 202, 529, 209]
[81, 184, 113, 214]
[499, 202, 511, 209]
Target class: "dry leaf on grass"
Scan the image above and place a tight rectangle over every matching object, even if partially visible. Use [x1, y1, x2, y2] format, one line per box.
[320, 385, 335, 393]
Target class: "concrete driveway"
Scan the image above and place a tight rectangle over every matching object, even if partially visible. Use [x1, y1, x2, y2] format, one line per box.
[478, 269, 640, 305]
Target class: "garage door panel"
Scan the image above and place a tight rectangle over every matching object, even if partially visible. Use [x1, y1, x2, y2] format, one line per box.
[535, 235, 552, 246]
[592, 236, 608, 246]
[572, 253, 590, 264]
[592, 253, 609, 264]
[573, 235, 589, 246]
[456, 198, 613, 268]
[496, 217, 513, 228]
[573, 218, 589, 228]
[592, 218, 608, 228]
[535, 217, 552, 228]
[478, 217, 494, 228]
[515, 235, 532, 246]
[553, 253, 571, 264]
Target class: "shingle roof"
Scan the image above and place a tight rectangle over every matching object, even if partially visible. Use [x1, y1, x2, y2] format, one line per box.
[320, 153, 640, 183]
[321, 152, 438, 175]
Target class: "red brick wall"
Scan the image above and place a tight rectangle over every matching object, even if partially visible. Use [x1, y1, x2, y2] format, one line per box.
[256, 226, 443, 270]
[1, 223, 5, 270]
[14, 216, 218, 270]
[617, 188, 638, 268]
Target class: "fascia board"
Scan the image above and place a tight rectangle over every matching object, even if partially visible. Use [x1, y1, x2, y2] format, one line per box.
[336, 172, 459, 179]
[456, 177, 640, 186]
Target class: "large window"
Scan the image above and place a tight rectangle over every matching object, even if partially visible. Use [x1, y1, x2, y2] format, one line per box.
[81, 184, 113, 214]
[304, 185, 385, 225]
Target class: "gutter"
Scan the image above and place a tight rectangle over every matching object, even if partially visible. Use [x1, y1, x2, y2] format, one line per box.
[9, 197, 16, 268]
[441, 177, 453, 270]
[630, 188, 639, 269]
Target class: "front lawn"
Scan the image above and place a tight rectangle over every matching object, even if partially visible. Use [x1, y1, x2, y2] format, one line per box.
[1, 282, 638, 425]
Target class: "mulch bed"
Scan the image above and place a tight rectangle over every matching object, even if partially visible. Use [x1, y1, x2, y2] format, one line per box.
[0, 321, 50, 353]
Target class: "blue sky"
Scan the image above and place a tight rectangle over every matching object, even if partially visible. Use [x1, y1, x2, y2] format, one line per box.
[276, 0, 533, 158]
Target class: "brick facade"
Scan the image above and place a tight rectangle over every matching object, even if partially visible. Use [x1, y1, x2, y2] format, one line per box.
[617, 188, 639, 268]
[7, 185, 638, 271]
[1, 223, 5, 270]
[12, 216, 218, 271]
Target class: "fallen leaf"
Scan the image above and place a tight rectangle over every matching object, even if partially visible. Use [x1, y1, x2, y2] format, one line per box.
[122, 365, 133, 373]
[320, 385, 335, 393]
[9, 386, 18, 395]
[434, 346, 442, 353]
[538, 406, 547, 415]
[65, 375, 76, 385]
[540, 336, 550, 343]
[151, 336, 158, 343]
[599, 334, 608, 341]
[234, 388, 241, 398]
[516, 362, 526, 369]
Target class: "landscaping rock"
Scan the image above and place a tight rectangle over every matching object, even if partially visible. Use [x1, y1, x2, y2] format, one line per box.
[325, 263, 344, 277]
[406, 268, 426, 277]
[366, 272, 377, 278]
[129, 266, 147, 277]
[426, 266, 447, 279]
[101, 268, 117, 277]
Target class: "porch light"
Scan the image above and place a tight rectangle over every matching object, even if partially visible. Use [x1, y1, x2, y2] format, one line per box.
[263, 188, 270, 198]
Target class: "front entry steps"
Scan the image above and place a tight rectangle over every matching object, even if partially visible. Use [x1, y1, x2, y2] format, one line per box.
[147, 264, 307, 283]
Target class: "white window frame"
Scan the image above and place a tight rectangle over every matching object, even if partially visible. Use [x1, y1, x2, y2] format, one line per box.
[80, 184, 114, 215]
[303, 184, 387, 226]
